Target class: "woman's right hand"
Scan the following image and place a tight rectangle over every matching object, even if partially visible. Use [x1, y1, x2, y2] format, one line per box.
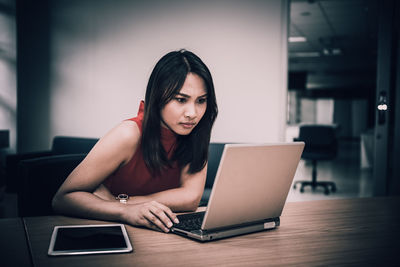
[121, 201, 179, 233]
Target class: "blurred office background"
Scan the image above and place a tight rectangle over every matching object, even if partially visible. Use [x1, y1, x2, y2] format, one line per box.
[0, 0, 399, 217]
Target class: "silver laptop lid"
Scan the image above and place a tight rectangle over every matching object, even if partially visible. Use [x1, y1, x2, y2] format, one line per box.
[202, 142, 304, 230]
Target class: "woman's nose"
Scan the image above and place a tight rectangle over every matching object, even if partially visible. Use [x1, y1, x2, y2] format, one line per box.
[184, 103, 197, 119]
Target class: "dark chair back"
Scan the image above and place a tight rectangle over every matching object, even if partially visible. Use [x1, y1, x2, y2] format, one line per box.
[296, 124, 337, 159]
[52, 136, 98, 155]
[18, 154, 86, 217]
[16, 142, 228, 214]
[5, 136, 98, 193]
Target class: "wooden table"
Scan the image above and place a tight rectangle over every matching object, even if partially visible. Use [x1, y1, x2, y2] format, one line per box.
[18, 197, 400, 266]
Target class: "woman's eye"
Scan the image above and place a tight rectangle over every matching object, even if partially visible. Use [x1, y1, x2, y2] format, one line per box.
[174, 97, 186, 103]
[197, 98, 207, 104]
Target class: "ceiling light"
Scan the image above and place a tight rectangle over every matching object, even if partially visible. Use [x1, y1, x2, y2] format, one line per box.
[289, 36, 307, 42]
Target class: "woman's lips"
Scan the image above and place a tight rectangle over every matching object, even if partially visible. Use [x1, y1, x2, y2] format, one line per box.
[180, 122, 196, 129]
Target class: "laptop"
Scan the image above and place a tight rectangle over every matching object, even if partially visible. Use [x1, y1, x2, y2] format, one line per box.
[171, 142, 304, 241]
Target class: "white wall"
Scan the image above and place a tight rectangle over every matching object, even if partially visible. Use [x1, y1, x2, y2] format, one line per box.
[300, 98, 316, 123]
[316, 99, 334, 124]
[50, 0, 288, 143]
[297, 98, 334, 125]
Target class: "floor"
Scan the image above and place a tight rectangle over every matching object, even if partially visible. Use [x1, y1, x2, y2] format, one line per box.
[0, 140, 373, 218]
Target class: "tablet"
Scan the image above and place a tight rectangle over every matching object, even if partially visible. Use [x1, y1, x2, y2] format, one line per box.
[48, 224, 133, 256]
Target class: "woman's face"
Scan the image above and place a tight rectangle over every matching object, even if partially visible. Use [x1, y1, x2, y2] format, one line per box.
[161, 73, 208, 135]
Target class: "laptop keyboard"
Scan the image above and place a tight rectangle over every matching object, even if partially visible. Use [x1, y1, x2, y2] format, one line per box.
[173, 211, 205, 231]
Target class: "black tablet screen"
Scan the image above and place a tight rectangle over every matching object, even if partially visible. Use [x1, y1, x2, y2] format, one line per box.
[53, 225, 127, 251]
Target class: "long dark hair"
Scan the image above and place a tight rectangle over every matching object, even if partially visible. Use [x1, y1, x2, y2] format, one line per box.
[142, 49, 218, 174]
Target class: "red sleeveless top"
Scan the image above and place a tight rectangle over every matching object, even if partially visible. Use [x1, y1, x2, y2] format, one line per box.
[104, 101, 181, 196]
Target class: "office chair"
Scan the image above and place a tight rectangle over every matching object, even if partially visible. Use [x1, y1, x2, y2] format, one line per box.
[17, 154, 86, 217]
[6, 136, 98, 193]
[293, 124, 337, 195]
[17, 143, 226, 215]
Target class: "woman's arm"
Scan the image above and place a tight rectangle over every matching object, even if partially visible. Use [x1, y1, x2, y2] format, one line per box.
[52, 121, 178, 232]
[125, 163, 207, 212]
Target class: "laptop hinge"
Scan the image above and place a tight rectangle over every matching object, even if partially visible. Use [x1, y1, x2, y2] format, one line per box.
[200, 217, 280, 234]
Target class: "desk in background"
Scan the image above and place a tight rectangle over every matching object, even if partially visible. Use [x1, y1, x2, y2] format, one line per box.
[18, 197, 400, 267]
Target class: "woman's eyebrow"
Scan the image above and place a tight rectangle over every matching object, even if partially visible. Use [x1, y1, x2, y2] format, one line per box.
[175, 93, 190, 98]
[176, 93, 208, 98]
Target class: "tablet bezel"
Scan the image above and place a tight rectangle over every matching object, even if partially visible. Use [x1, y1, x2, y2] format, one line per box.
[48, 224, 133, 256]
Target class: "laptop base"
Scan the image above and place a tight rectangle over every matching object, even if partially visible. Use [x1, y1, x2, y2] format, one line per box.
[171, 217, 280, 242]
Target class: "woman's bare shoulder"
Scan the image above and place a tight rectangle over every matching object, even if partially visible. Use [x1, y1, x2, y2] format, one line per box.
[93, 120, 141, 163]
[107, 120, 140, 148]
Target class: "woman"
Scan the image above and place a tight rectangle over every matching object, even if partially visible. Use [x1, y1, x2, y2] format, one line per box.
[52, 49, 218, 233]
